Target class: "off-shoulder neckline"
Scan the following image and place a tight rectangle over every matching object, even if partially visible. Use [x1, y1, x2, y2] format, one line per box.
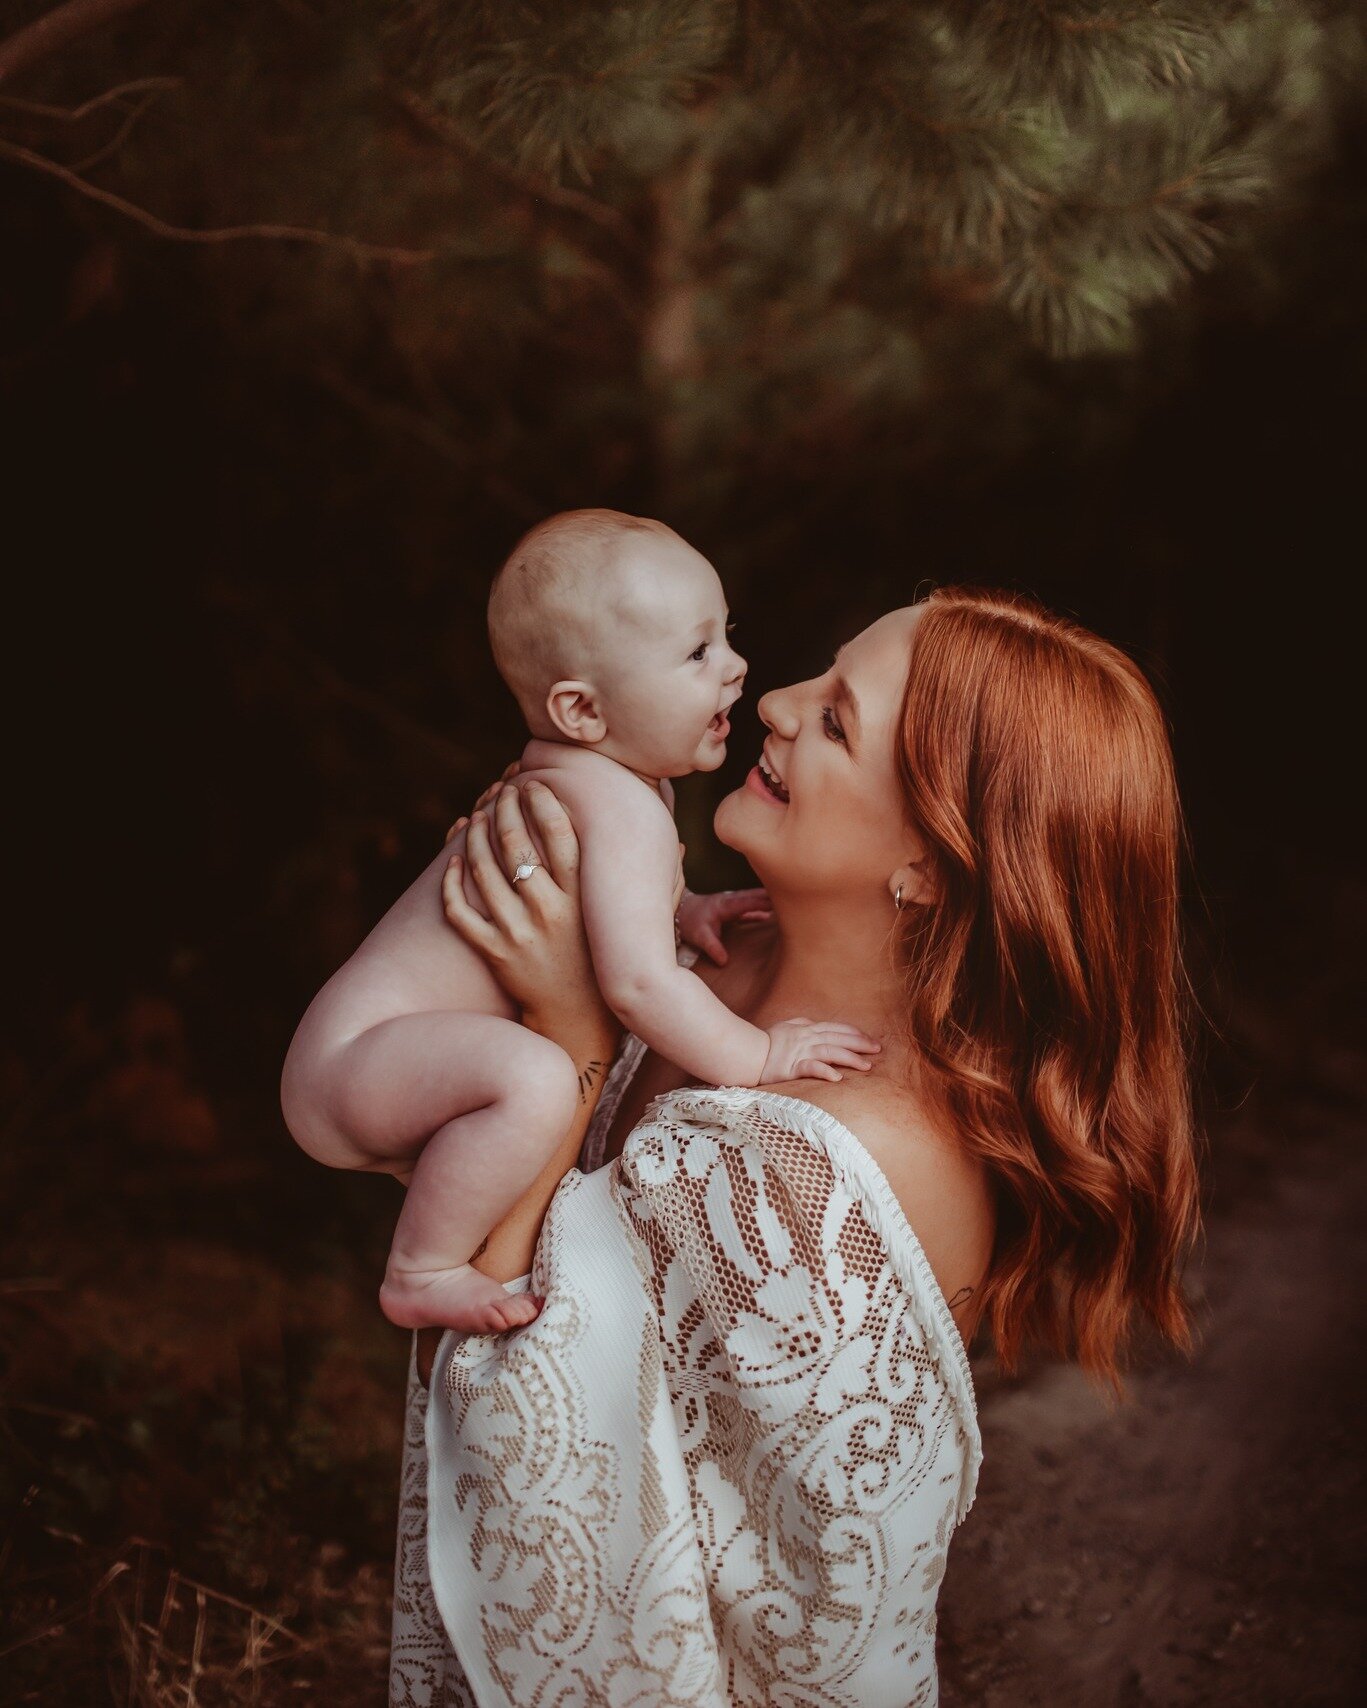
[640, 1082, 979, 1432]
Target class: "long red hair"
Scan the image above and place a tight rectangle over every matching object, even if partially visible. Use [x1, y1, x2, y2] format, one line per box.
[896, 586, 1200, 1388]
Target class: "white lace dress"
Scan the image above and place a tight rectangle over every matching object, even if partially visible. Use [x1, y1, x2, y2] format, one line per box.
[389, 1032, 982, 1708]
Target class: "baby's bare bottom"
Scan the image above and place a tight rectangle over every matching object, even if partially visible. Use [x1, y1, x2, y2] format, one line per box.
[324, 1012, 580, 1333]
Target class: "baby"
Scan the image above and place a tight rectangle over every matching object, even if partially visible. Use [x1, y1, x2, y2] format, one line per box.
[281, 510, 878, 1334]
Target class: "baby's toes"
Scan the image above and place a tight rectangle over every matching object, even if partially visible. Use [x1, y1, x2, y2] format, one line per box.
[492, 1295, 542, 1331]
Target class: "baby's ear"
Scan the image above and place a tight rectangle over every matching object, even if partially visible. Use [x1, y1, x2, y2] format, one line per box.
[545, 680, 608, 746]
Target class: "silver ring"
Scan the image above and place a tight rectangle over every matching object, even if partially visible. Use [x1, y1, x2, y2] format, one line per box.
[512, 862, 540, 884]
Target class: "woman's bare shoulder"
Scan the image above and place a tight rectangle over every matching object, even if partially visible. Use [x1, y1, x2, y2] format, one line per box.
[762, 1072, 994, 1319]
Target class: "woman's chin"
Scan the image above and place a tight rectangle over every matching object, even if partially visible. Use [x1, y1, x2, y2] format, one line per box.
[713, 784, 762, 853]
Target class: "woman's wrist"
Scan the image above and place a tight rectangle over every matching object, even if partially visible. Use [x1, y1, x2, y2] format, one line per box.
[522, 1000, 622, 1070]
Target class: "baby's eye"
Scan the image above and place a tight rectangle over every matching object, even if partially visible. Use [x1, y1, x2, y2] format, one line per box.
[689, 642, 709, 662]
[821, 705, 847, 744]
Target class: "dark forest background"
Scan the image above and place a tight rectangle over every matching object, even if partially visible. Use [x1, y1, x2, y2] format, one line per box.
[2, 3, 1365, 1703]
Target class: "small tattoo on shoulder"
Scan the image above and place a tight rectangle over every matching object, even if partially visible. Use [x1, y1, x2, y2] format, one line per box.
[946, 1285, 974, 1310]
[578, 1060, 607, 1104]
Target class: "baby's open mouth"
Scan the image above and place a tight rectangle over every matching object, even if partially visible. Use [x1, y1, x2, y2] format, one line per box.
[757, 755, 789, 802]
[708, 710, 730, 737]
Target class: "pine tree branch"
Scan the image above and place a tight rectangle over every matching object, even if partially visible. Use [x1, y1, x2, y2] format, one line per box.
[0, 0, 155, 87]
[0, 138, 435, 263]
[265, 0, 637, 244]
[387, 82, 639, 250]
[1029, 1, 1125, 37]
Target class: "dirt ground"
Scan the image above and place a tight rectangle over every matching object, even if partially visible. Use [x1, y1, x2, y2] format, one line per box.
[939, 1023, 1367, 1706]
[3, 914, 1363, 1705]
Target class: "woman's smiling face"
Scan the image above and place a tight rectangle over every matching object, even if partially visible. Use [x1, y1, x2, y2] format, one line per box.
[714, 605, 924, 901]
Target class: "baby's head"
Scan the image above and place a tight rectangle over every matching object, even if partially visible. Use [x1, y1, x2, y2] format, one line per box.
[488, 509, 746, 778]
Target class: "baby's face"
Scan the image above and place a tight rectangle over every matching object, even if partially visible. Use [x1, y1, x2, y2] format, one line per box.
[595, 533, 747, 778]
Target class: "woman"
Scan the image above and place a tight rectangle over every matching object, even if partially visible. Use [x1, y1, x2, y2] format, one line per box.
[389, 588, 1200, 1707]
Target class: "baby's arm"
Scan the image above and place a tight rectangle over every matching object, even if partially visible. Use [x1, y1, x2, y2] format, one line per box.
[572, 779, 877, 1086]
[577, 783, 769, 1084]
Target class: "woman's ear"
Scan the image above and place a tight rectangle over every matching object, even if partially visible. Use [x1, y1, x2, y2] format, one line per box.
[545, 680, 608, 745]
[888, 857, 935, 911]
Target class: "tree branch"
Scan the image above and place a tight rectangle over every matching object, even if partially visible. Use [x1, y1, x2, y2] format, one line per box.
[0, 0, 155, 87]
[0, 73, 178, 120]
[387, 82, 639, 252]
[0, 137, 435, 264]
[69, 82, 166, 172]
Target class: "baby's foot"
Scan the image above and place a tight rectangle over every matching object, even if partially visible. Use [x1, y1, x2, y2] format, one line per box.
[379, 1262, 544, 1334]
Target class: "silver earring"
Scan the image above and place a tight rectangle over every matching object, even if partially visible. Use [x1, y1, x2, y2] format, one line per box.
[894, 883, 904, 911]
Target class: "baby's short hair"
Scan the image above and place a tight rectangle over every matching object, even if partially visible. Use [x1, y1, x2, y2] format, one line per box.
[488, 508, 676, 728]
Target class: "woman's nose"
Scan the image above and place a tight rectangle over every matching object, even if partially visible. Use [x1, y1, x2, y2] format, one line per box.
[756, 686, 798, 736]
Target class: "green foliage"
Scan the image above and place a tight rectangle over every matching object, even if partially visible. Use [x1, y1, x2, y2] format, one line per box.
[390, 0, 1354, 358]
[402, 0, 732, 181]
[3, 0, 1359, 532]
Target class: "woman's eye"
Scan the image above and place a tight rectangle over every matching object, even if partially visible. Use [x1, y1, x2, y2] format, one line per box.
[821, 705, 846, 744]
[690, 642, 709, 662]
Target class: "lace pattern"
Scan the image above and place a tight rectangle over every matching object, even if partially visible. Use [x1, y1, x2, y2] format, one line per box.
[390, 1079, 980, 1707]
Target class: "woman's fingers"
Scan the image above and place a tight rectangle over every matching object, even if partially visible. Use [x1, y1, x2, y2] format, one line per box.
[492, 784, 567, 924]
[493, 781, 542, 882]
[463, 811, 526, 938]
[521, 781, 581, 889]
[441, 853, 501, 955]
[443, 814, 469, 847]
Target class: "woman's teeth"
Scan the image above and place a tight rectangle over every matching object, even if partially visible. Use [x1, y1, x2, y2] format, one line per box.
[758, 757, 789, 802]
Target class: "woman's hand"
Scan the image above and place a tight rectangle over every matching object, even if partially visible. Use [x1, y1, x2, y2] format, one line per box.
[427, 782, 623, 1388]
[442, 780, 619, 1049]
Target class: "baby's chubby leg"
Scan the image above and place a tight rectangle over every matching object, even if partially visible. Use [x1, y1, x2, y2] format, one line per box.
[331, 1012, 580, 1334]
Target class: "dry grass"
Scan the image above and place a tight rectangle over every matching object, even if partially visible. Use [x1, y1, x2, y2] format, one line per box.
[0, 996, 411, 1706]
[2, 1533, 394, 1705]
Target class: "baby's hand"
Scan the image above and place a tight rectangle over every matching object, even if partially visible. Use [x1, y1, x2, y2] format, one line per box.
[676, 886, 773, 966]
[760, 1018, 881, 1084]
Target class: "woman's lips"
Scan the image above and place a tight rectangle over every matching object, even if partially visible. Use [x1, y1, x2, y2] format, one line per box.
[745, 764, 788, 806]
